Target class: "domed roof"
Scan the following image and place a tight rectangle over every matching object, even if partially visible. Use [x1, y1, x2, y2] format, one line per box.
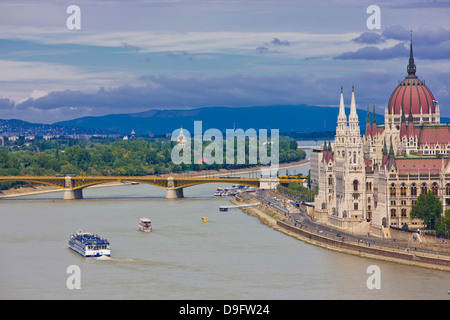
[387, 41, 437, 117]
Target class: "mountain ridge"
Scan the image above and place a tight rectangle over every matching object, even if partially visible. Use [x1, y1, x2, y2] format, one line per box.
[3, 104, 449, 138]
[54, 105, 387, 135]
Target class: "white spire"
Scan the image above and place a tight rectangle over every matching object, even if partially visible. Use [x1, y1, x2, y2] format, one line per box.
[348, 85, 360, 137]
[349, 85, 357, 119]
[338, 87, 347, 121]
[336, 87, 348, 136]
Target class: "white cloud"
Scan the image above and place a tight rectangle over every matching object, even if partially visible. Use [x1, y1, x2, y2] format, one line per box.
[0, 59, 136, 102]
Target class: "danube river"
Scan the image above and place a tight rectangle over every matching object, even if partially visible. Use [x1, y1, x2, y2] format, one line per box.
[0, 165, 449, 300]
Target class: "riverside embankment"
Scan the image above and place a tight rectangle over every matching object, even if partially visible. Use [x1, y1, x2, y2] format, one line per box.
[232, 192, 450, 272]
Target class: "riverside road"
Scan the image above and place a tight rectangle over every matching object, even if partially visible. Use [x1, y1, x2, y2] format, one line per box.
[242, 189, 450, 258]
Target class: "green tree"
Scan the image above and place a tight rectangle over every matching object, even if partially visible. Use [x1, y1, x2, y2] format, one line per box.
[410, 191, 443, 231]
[436, 208, 450, 238]
[306, 170, 311, 189]
[289, 139, 298, 150]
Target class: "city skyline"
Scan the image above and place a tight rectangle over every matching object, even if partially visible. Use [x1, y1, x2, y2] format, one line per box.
[0, 0, 449, 124]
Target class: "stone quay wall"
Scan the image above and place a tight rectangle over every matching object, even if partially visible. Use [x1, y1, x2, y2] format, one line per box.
[276, 220, 450, 272]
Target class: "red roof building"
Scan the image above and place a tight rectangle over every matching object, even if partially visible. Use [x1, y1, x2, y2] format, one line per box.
[315, 36, 449, 234]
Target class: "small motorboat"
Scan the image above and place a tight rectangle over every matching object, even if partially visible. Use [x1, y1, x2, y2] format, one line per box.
[138, 217, 152, 232]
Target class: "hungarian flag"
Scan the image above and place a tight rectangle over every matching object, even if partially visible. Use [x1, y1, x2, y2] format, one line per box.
[432, 99, 438, 103]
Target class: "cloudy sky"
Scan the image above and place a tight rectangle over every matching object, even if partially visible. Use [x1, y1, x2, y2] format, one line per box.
[0, 0, 450, 124]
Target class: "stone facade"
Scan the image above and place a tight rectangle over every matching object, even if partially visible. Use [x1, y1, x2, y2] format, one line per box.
[313, 41, 449, 237]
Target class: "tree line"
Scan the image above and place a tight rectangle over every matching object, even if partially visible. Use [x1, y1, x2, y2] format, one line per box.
[0, 136, 305, 190]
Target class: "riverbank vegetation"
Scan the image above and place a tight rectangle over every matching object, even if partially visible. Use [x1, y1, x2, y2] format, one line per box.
[410, 191, 450, 237]
[276, 178, 318, 202]
[0, 136, 305, 189]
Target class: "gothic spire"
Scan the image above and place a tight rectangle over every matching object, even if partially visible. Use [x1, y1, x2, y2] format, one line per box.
[386, 137, 397, 170]
[349, 85, 357, 118]
[365, 104, 371, 136]
[371, 103, 377, 136]
[338, 86, 346, 120]
[407, 31, 416, 77]
[366, 104, 370, 123]
[372, 103, 377, 125]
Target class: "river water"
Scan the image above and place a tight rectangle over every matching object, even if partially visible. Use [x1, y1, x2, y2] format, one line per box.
[0, 164, 449, 300]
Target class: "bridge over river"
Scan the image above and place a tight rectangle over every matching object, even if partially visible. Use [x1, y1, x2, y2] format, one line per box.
[0, 175, 282, 200]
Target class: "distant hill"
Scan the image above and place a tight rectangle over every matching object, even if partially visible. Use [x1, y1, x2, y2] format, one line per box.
[0, 118, 112, 137]
[54, 105, 387, 136]
[4, 105, 449, 138]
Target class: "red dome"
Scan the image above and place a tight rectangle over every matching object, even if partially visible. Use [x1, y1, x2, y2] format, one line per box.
[387, 40, 437, 118]
[387, 76, 436, 116]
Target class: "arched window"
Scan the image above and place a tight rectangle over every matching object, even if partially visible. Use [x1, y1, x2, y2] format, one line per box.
[390, 209, 396, 217]
[328, 175, 333, 186]
[390, 183, 396, 196]
[353, 180, 359, 191]
[354, 202, 358, 210]
[421, 183, 427, 194]
[401, 208, 407, 217]
[446, 183, 450, 196]
[400, 183, 406, 196]
[411, 183, 417, 196]
[432, 182, 439, 196]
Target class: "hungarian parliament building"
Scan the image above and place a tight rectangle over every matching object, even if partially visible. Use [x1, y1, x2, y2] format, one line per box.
[312, 41, 448, 238]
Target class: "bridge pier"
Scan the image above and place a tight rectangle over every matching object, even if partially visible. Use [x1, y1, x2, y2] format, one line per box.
[63, 176, 83, 200]
[63, 188, 83, 200]
[165, 188, 184, 199]
[259, 177, 279, 190]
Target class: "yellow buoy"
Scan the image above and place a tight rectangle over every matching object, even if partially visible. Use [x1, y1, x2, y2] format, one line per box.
[202, 217, 208, 222]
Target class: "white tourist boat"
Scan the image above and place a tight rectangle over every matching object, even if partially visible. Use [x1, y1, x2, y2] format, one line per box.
[214, 184, 256, 197]
[68, 231, 111, 257]
[138, 217, 152, 232]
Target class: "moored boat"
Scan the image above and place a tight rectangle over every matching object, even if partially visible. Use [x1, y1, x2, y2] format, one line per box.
[214, 184, 255, 197]
[68, 231, 110, 257]
[138, 217, 152, 232]
[214, 187, 224, 196]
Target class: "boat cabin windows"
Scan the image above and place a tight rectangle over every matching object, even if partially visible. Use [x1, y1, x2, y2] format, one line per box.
[87, 245, 108, 250]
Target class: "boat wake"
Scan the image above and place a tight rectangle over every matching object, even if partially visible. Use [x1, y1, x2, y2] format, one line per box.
[96, 256, 181, 269]
[95, 255, 111, 260]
